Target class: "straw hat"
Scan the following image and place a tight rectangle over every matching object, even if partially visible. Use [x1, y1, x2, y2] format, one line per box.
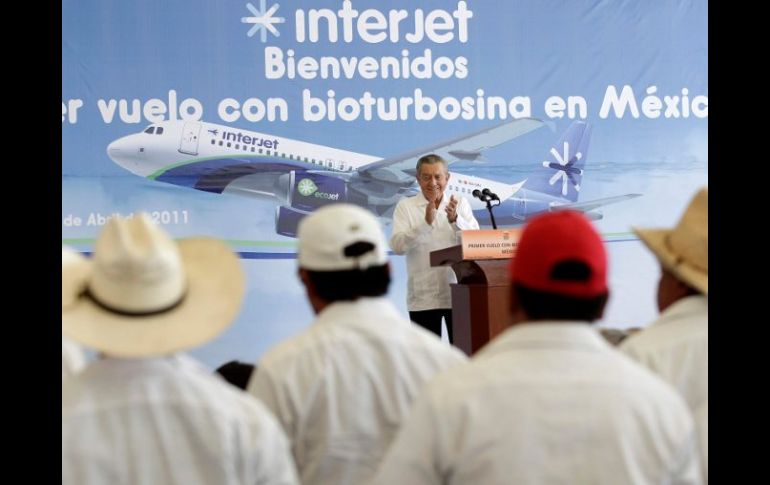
[62, 214, 244, 357]
[633, 188, 708, 295]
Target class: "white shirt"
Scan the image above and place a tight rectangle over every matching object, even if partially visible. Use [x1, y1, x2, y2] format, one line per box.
[247, 297, 467, 485]
[695, 400, 708, 483]
[62, 354, 299, 485]
[620, 295, 708, 411]
[371, 322, 702, 485]
[62, 336, 87, 382]
[390, 194, 479, 311]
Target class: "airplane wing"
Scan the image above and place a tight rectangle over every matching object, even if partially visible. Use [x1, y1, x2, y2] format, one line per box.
[357, 117, 545, 185]
[552, 193, 642, 212]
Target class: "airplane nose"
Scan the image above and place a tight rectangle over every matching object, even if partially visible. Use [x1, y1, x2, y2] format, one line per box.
[106, 136, 143, 166]
[107, 139, 125, 160]
[106, 136, 142, 173]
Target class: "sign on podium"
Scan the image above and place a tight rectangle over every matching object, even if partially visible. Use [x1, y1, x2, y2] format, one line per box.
[430, 229, 523, 355]
[460, 229, 522, 260]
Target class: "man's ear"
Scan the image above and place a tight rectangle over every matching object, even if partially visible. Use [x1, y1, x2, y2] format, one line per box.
[298, 267, 312, 292]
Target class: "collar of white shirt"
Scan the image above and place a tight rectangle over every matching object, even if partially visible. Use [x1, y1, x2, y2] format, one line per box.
[315, 297, 408, 329]
[414, 193, 449, 209]
[477, 322, 610, 359]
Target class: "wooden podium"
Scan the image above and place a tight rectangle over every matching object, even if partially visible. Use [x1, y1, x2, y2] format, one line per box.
[430, 230, 520, 355]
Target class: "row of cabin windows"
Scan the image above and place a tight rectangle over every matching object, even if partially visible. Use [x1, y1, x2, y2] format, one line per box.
[209, 138, 353, 171]
[211, 139, 266, 154]
[448, 184, 476, 194]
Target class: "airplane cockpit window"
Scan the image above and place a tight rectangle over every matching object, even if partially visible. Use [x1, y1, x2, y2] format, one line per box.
[144, 127, 155, 134]
[156, 127, 164, 135]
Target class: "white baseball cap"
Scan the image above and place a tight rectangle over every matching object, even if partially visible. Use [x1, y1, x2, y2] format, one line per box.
[297, 204, 388, 271]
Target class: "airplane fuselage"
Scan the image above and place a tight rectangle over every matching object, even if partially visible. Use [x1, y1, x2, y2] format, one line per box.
[107, 120, 520, 214]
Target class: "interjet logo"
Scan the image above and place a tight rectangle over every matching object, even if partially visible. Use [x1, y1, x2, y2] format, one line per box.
[242, 1, 285, 41]
[543, 141, 583, 197]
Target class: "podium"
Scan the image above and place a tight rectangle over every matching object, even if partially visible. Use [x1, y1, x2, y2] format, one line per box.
[430, 229, 520, 355]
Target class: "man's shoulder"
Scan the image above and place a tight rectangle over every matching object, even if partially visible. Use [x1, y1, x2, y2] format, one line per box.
[258, 327, 325, 368]
[621, 315, 707, 356]
[397, 194, 420, 206]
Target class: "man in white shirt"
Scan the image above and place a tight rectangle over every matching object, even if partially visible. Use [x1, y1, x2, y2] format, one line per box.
[390, 154, 479, 343]
[248, 204, 467, 485]
[621, 188, 708, 412]
[372, 210, 702, 485]
[62, 214, 299, 485]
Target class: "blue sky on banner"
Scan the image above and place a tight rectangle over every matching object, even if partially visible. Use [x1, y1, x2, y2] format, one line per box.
[63, 0, 707, 177]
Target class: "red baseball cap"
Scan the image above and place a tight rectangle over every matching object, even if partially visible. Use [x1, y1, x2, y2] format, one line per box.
[509, 211, 608, 298]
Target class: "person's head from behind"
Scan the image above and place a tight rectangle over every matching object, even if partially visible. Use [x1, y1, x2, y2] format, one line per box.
[61, 213, 245, 359]
[633, 188, 707, 312]
[509, 211, 609, 323]
[415, 154, 450, 204]
[297, 204, 390, 314]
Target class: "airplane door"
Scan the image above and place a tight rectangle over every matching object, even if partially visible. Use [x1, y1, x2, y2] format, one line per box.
[179, 122, 202, 155]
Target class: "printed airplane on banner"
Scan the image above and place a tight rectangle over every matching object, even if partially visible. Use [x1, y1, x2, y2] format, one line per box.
[107, 118, 641, 237]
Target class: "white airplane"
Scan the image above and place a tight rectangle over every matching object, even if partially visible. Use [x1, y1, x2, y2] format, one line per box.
[107, 118, 640, 236]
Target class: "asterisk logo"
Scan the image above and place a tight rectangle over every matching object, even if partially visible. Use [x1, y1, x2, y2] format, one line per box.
[543, 141, 583, 197]
[242, 1, 285, 41]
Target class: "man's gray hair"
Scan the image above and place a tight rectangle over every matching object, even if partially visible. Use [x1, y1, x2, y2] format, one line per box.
[416, 154, 448, 174]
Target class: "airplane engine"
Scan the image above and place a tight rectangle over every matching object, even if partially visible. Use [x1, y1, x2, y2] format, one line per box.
[275, 171, 348, 211]
[273, 171, 349, 237]
[275, 205, 309, 238]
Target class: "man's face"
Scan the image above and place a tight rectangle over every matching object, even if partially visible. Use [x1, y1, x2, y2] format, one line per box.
[417, 162, 450, 203]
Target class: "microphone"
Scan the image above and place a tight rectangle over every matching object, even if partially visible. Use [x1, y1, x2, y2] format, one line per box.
[472, 189, 491, 201]
[482, 188, 500, 201]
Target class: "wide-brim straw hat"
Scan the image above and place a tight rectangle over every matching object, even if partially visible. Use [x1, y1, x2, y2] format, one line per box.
[62, 214, 244, 357]
[633, 188, 708, 295]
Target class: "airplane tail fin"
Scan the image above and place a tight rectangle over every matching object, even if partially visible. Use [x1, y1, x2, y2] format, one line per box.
[523, 121, 592, 203]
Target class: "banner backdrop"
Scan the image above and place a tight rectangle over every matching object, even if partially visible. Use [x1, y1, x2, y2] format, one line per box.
[63, 0, 707, 367]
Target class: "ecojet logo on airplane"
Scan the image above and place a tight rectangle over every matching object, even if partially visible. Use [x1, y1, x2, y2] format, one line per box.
[297, 178, 317, 196]
[297, 178, 341, 201]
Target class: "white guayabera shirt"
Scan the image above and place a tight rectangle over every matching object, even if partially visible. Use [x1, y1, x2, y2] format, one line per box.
[62, 354, 299, 485]
[390, 193, 479, 311]
[371, 323, 703, 485]
[248, 297, 467, 485]
[621, 295, 708, 411]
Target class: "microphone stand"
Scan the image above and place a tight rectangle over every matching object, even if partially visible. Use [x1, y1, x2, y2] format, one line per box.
[485, 198, 498, 230]
[473, 189, 501, 230]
